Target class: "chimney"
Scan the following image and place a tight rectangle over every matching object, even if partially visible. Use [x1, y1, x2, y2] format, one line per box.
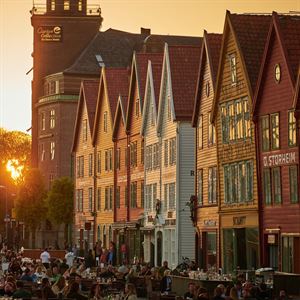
[141, 27, 151, 36]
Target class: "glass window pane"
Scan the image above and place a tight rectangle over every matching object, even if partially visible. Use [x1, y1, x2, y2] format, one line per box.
[271, 113, 280, 150]
[289, 166, 298, 203]
[272, 167, 281, 204]
[288, 111, 297, 146]
[263, 169, 271, 205]
[261, 116, 270, 151]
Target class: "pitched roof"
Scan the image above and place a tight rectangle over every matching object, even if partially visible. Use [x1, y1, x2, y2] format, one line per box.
[64, 28, 201, 76]
[112, 95, 128, 139]
[168, 45, 202, 121]
[71, 80, 99, 152]
[229, 13, 271, 94]
[192, 31, 222, 127]
[293, 67, 300, 112]
[151, 58, 164, 107]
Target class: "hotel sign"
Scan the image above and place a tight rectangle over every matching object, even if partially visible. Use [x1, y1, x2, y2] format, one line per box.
[263, 151, 297, 167]
[37, 26, 62, 42]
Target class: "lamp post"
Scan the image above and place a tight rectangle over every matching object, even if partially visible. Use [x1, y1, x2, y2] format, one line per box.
[0, 185, 8, 243]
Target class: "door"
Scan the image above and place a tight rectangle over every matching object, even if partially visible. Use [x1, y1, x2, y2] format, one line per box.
[157, 231, 163, 267]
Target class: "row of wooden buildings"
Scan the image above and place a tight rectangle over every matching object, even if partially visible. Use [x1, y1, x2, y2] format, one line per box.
[72, 11, 300, 273]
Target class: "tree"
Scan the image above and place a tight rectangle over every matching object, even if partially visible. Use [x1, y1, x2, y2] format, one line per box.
[15, 168, 47, 248]
[46, 177, 74, 243]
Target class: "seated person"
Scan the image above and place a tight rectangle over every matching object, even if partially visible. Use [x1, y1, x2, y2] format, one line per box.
[74, 273, 89, 292]
[118, 261, 129, 275]
[140, 263, 152, 276]
[41, 277, 57, 300]
[184, 282, 196, 300]
[99, 265, 116, 279]
[66, 281, 88, 300]
[20, 268, 33, 282]
[89, 283, 105, 300]
[12, 280, 32, 299]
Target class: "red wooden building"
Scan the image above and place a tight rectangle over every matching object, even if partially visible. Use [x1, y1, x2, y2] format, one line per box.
[253, 13, 300, 273]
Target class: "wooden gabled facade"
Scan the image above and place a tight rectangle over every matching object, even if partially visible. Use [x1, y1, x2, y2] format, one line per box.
[253, 13, 300, 273]
[141, 55, 163, 266]
[211, 12, 271, 273]
[192, 31, 222, 270]
[72, 80, 99, 251]
[92, 68, 129, 250]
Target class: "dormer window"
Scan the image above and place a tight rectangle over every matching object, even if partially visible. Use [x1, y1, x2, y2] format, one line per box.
[229, 54, 237, 84]
[64, 0, 70, 10]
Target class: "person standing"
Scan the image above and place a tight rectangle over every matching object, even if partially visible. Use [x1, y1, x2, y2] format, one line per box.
[40, 248, 51, 269]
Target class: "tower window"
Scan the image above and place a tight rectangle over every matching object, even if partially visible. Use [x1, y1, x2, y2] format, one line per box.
[78, 0, 83, 11]
[51, 0, 55, 11]
[64, 0, 70, 10]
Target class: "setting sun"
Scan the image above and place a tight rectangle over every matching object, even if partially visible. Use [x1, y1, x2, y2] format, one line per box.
[6, 159, 24, 181]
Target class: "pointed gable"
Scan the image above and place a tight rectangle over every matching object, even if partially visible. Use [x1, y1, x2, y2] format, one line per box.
[113, 95, 128, 139]
[71, 80, 99, 152]
[192, 31, 222, 126]
[294, 67, 300, 112]
[168, 45, 201, 121]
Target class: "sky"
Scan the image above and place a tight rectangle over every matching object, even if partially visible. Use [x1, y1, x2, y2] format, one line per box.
[0, 0, 299, 133]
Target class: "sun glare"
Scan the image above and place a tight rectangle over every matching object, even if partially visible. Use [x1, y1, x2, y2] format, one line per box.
[6, 159, 24, 181]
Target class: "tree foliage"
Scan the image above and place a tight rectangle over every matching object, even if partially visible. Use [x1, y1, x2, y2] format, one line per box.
[15, 168, 47, 231]
[46, 177, 74, 226]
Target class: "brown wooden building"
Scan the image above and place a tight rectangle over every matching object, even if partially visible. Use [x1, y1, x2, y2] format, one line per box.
[192, 31, 222, 270]
[72, 80, 99, 250]
[253, 13, 300, 273]
[211, 12, 271, 273]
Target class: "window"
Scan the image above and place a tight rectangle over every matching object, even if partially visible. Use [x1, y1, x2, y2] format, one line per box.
[41, 143, 45, 161]
[220, 97, 251, 143]
[135, 99, 140, 117]
[77, 156, 84, 177]
[105, 149, 113, 171]
[125, 186, 128, 207]
[50, 142, 55, 160]
[224, 160, 253, 203]
[141, 181, 144, 208]
[41, 112, 46, 131]
[88, 187, 93, 212]
[282, 236, 293, 273]
[164, 140, 168, 166]
[261, 116, 270, 152]
[116, 186, 120, 209]
[116, 148, 120, 170]
[130, 182, 137, 208]
[64, 0, 70, 10]
[165, 183, 175, 210]
[78, 0, 83, 11]
[205, 82, 210, 97]
[288, 111, 297, 147]
[169, 138, 176, 165]
[82, 119, 87, 142]
[130, 142, 137, 167]
[76, 189, 83, 212]
[55, 81, 59, 94]
[97, 151, 101, 173]
[289, 166, 298, 204]
[95, 55, 105, 67]
[271, 113, 280, 150]
[141, 140, 144, 164]
[197, 169, 203, 205]
[97, 188, 101, 211]
[88, 153, 93, 176]
[272, 167, 281, 204]
[263, 169, 271, 205]
[50, 109, 55, 128]
[103, 112, 108, 132]
[229, 54, 237, 84]
[275, 64, 281, 83]
[208, 167, 217, 204]
[167, 95, 171, 120]
[153, 143, 160, 169]
[51, 0, 55, 10]
[208, 113, 215, 145]
[105, 186, 113, 210]
[198, 115, 203, 149]
[153, 184, 157, 211]
[151, 101, 154, 126]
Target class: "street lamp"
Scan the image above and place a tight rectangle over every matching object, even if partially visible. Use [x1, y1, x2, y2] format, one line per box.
[0, 185, 8, 243]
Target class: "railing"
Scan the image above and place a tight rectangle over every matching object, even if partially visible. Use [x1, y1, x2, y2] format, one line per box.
[30, 3, 101, 16]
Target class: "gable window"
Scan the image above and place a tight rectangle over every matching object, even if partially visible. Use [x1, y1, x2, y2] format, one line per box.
[271, 113, 280, 150]
[164, 140, 168, 166]
[197, 169, 203, 205]
[64, 0, 70, 10]
[88, 187, 93, 212]
[288, 111, 296, 147]
[103, 112, 108, 133]
[167, 95, 171, 120]
[235, 101, 243, 139]
[82, 119, 87, 142]
[261, 116, 270, 152]
[208, 113, 215, 146]
[77, 156, 84, 177]
[208, 166, 217, 204]
[198, 115, 203, 149]
[229, 54, 237, 84]
[130, 182, 137, 208]
[150, 101, 154, 126]
[88, 153, 93, 176]
[105, 149, 113, 171]
[169, 138, 176, 165]
[50, 142, 55, 160]
[41, 112, 46, 131]
[116, 186, 120, 209]
[50, 109, 55, 129]
[289, 166, 298, 204]
[221, 105, 229, 143]
[97, 151, 101, 173]
[135, 99, 139, 118]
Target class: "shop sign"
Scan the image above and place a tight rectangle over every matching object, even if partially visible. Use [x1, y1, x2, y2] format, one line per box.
[267, 234, 276, 244]
[263, 151, 297, 167]
[204, 219, 216, 227]
[37, 26, 62, 42]
[233, 216, 246, 226]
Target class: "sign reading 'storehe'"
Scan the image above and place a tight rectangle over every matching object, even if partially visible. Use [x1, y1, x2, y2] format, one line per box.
[263, 151, 297, 167]
[37, 26, 62, 42]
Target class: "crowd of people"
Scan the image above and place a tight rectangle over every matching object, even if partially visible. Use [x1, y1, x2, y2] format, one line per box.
[0, 243, 292, 300]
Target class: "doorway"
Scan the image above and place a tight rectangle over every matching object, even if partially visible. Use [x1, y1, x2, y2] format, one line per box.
[156, 231, 163, 266]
